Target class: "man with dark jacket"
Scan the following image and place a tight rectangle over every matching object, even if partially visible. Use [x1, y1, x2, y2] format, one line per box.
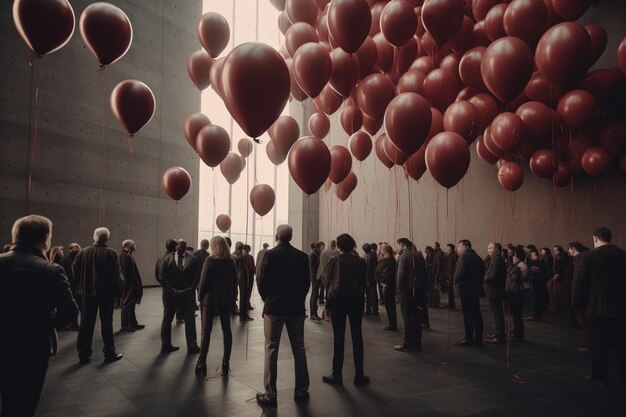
[572, 227, 626, 389]
[159, 239, 201, 354]
[73, 227, 124, 364]
[394, 238, 427, 352]
[454, 239, 486, 346]
[256, 242, 270, 277]
[483, 243, 507, 344]
[233, 242, 252, 321]
[155, 239, 177, 284]
[193, 239, 210, 268]
[61, 242, 81, 329]
[445, 243, 458, 309]
[256, 225, 310, 407]
[119, 240, 144, 332]
[0, 215, 78, 417]
[309, 241, 322, 320]
[318, 240, 338, 306]
[364, 243, 379, 316]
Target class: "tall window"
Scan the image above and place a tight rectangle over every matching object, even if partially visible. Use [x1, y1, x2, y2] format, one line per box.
[199, 0, 289, 255]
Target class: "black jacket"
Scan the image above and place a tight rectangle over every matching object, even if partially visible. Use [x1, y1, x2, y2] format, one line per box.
[120, 251, 143, 306]
[308, 250, 320, 282]
[325, 252, 367, 311]
[258, 242, 310, 316]
[61, 251, 78, 293]
[375, 257, 396, 287]
[193, 248, 209, 268]
[233, 250, 248, 284]
[365, 252, 378, 285]
[454, 249, 486, 297]
[483, 252, 506, 300]
[159, 251, 201, 293]
[72, 243, 123, 297]
[396, 247, 427, 297]
[0, 245, 78, 356]
[155, 250, 173, 284]
[198, 257, 237, 307]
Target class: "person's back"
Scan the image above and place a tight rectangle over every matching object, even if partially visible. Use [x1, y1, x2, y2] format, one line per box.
[455, 248, 485, 297]
[73, 243, 121, 296]
[326, 252, 366, 309]
[199, 258, 237, 307]
[396, 246, 426, 296]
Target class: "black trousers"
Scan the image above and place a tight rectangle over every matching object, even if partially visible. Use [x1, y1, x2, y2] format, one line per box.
[488, 299, 505, 341]
[330, 305, 365, 378]
[530, 278, 547, 319]
[310, 279, 321, 317]
[161, 290, 197, 348]
[121, 303, 138, 328]
[199, 305, 232, 364]
[238, 280, 249, 319]
[460, 295, 483, 342]
[0, 346, 49, 417]
[77, 294, 116, 358]
[507, 294, 525, 340]
[318, 283, 325, 302]
[448, 281, 456, 308]
[587, 317, 626, 383]
[383, 285, 397, 328]
[400, 290, 425, 348]
[365, 280, 379, 314]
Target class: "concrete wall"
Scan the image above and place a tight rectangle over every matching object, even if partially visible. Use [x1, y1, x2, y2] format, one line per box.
[317, 0, 626, 257]
[0, 0, 203, 285]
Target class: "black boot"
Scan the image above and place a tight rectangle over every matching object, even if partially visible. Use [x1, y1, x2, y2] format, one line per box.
[195, 362, 207, 377]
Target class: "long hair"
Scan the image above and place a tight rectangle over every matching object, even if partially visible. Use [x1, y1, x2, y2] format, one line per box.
[210, 236, 233, 260]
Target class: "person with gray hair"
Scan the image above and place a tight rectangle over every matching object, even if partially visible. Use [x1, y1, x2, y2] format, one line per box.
[120, 240, 144, 332]
[73, 227, 124, 364]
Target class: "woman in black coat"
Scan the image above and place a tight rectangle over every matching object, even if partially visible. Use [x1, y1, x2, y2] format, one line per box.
[196, 236, 237, 377]
[375, 243, 397, 331]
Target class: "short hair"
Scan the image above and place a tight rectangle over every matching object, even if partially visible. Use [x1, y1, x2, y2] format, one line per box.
[311, 241, 317, 250]
[397, 238, 412, 247]
[593, 227, 612, 243]
[446, 243, 455, 251]
[165, 239, 177, 252]
[262, 242, 269, 248]
[330, 240, 337, 249]
[336, 233, 356, 252]
[568, 242, 584, 252]
[11, 215, 52, 247]
[225, 237, 232, 247]
[93, 227, 110, 243]
[315, 241, 324, 250]
[433, 242, 440, 248]
[68, 243, 81, 251]
[492, 242, 502, 251]
[514, 247, 526, 261]
[362, 243, 371, 252]
[370, 243, 377, 252]
[458, 239, 471, 249]
[235, 241, 243, 250]
[276, 225, 293, 242]
[209, 236, 232, 260]
[425, 246, 433, 253]
[242, 244, 251, 252]
[177, 239, 187, 250]
[200, 239, 209, 249]
[122, 239, 135, 250]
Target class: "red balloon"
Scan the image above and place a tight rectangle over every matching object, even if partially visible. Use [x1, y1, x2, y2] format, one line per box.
[285, 22, 319, 57]
[459, 47, 487, 92]
[419, 31, 449, 62]
[328, 0, 372, 53]
[468, 93, 499, 128]
[483, 126, 505, 158]
[498, 161, 524, 191]
[524, 70, 560, 107]
[375, 134, 395, 168]
[209, 57, 225, 98]
[285, 58, 308, 101]
[443, 101, 481, 143]
[449, 16, 476, 55]
[383, 135, 409, 165]
[557, 90, 597, 133]
[404, 146, 427, 181]
[340, 106, 364, 134]
[476, 134, 500, 164]
[426, 132, 470, 188]
[568, 134, 594, 174]
[410, 56, 436, 75]
[423, 68, 462, 112]
[309, 112, 331, 138]
[184, 113, 211, 151]
[535, 22, 590, 89]
[425, 107, 444, 145]
[349, 131, 373, 161]
[220, 152, 244, 184]
[110, 80, 155, 136]
[618, 37, 626, 76]
[13, 0, 75, 57]
[422, 0, 464, 46]
[293, 43, 332, 98]
[456, 87, 479, 101]
[585, 24, 607, 68]
[316, 85, 345, 115]
[162, 167, 191, 201]
[216, 214, 232, 233]
[381, 0, 418, 47]
[397, 70, 426, 95]
[187, 50, 213, 91]
[515, 101, 555, 143]
[238, 138, 253, 158]
[599, 121, 626, 156]
[196, 124, 231, 168]
[397, 37, 419, 75]
[440, 53, 461, 76]
[363, 114, 384, 135]
[354, 37, 378, 77]
[270, 0, 287, 11]
[329, 145, 353, 183]
[384, 93, 432, 155]
[373, 33, 395, 72]
[329, 48, 360, 97]
[222, 43, 290, 139]
[337, 172, 358, 201]
[269, 115, 300, 155]
[288, 137, 332, 194]
[197, 12, 230, 58]
[472, 20, 491, 47]
[529, 148, 557, 178]
[552, 161, 572, 187]
[503, 0, 547, 46]
[472, 0, 505, 21]
[356, 73, 397, 120]
[286, 0, 319, 25]
[481, 36, 533, 103]
[250, 184, 276, 216]
[581, 146, 612, 177]
[551, 0, 589, 21]
[79, 3, 132, 66]
[315, 13, 329, 41]
[278, 12, 292, 35]
[584, 69, 620, 104]
[369, 2, 385, 36]
[490, 112, 526, 153]
[484, 3, 507, 42]
[266, 140, 288, 165]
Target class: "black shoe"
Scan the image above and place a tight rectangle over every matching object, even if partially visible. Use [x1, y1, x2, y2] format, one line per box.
[104, 353, 123, 363]
[120, 326, 135, 332]
[322, 374, 343, 385]
[354, 375, 370, 386]
[454, 339, 474, 347]
[294, 392, 310, 402]
[161, 345, 180, 354]
[132, 324, 146, 330]
[310, 315, 322, 321]
[256, 393, 277, 407]
[383, 325, 397, 331]
[394, 344, 418, 352]
[221, 361, 230, 376]
[195, 362, 207, 377]
[248, 305, 254, 311]
[239, 316, 254, 322]
[187, 345, 200, 354]
[78, 356, 92, 365]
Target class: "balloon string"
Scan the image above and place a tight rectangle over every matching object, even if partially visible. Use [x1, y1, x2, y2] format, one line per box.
[175, 201, 179, 237]
[127, 135, 134, 238]
[26, 82, 39, 214]
[212, 173, 217, 235]
[99, 76, 108, 225]
[436, 189, 439, 241]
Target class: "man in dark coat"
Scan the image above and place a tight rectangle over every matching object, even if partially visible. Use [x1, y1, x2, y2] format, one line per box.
[394, 238, 427, 352]
[483, 243, 507, 344]
[0, 215, 78, 417]
[61, 242, 81, 329]
[119, 240, 144, 332]
[233, 241, 252, 321]
[433, 242, 446, 301]
[256, 225, 310, 407]
[73, 227, 124, 364]
[193, 239, 210, 268]
[243, 244, 256, 311]
[159, 239, 201, 354]
[256, 242, 270, 277]
[445, 243, 458, 309]
[454, 239, 486, 346]
[309, 241, 322, 320]
[156, 239, 177, 284]
[572, 227, 626, 389]
[364, 243, 379, 316]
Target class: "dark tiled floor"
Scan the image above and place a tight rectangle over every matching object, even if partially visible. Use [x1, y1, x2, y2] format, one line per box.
[35, 288, 624, 417]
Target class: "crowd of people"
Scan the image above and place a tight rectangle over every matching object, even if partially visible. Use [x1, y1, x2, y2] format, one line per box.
[1, 215, 624, 415]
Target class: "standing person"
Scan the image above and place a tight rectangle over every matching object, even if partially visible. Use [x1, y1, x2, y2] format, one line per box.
[156, 239, 177, 284]
[394, 238, 427, 352]
[483, 243, 507, 344]
[0, 215, 78, 417]
[376, 243, 397, 331]
[318, 240, 338, 312]
[48, 245, 64, 264]
[243, 244, 256, 311]
[364, 243, 379, 316]
[193, 239, 210, 266]
[73, 227, 124, 364]
[572, 227, 626, 389]
[256, 225, 310, 407]
[322, 233, 370, 386]
[309, 241, 323, 321]
[256, 242, 270, 278]
[433, 242, 446, 306]
[196, 236, 237, 377]
[424, 246, 437, 316]
[158, 240, 201, 354]
[454, 239, 486, 347]
[547, 245, 569, 315]
[233, 242, 252, 321]
[119, 240, 144, 332]
[62, 243, 82, 330]
[505, 248, 531, 343]
[445, 243, 458, 309]
[525, 249, 547, 322]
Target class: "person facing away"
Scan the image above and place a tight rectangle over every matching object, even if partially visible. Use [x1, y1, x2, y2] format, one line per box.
[0, 215, 78, 417]
[61, 242, 82, 330]
[525, 249, 548, 322]
[233, 241, 252, 321]
[159, 239, 201, 354]
[243, 244, 256, 311]
[73, 227, 124, 364]
[196, 236, 237, 378]
[309, 241, 323, 321]
[256, 225, 311, 408]
[119, 240, 144, 332]
[256, 242, 270, 278]
[445, 243, 458, 309]
[321, 233, 370, 387]
[364, 243, 379, 316]
[318, 240, 337, 310]
[572, 227, 626, 389]
[193, 239, 210, 267]
[483, 242, 507, 344]
[454, 239, 486, 347]
[155, 239, 177, 284]
[505, 247, 531, 343]
[375, 243, 397, 331]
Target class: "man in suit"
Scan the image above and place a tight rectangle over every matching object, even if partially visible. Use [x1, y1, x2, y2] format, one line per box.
[572, 227, 626, 389]
[233, 242, 252, 321]
[309, 241, 322, 320]
[256, 225, 311, 407]
[159, 239, 201, 354]
[483, 243, 507, 344]
[243, 244, 255, 311]
[364, 243, 379, 316]
[193, 239, 210, 267]
[454, 239, 486, 347]
[119, 240, 144, 332]
[155, 239, 177, 284]
[0, 215, 78, 417]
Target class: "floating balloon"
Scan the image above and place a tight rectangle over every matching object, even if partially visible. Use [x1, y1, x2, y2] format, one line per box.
[449, 15, 475, 55]
[551, 0, 589, 21]
[329, 145, 353, 183]
[468, 93, 499, 129]
[286, 0, 318, 25]
[529, 148, 557, 178]
[552, 161, 572, 187]
[349, 131, 372, 161]
[278, 11, 292, 35]
[425, 132, 470, 188]
[250, 184, 276, 216]
[380, 0, 418, 47]
[369, 1, 385, 37]
[498, 161, 524, 191]
[80, 2, 132, 67]
[373, 32, 395, 72]
[585, 24, 607, 67]
[288, 137, 332, 194]
[384, 93, 432, 155]
[490, 112, 526, 152]
[524, 70, 560, 107]
[327, 0, 372, 53]
[187, 50, 213, 90]
[198, 12, 230, 58]
[356, 73, 396, 120]
[476, 134, 500, 164]
[269, 115, 300, 154]
[336, 171, 358, 201]
[196, 124, 231, 168]
[329, 48, 360, 97]
[425, 107, 444, 146]
[423, 68, 462, 112]
[293, 42, 332, 98]
[238, 138, 253, 158]
[443, 101, 481, 144]
[411, 56, 436, 75]
[473, 0, 505, 21]
[162, 167, 191, 201]
[355, 36, 378, 76]
[581, 147, 612, 177]
[397, 69, 426, 95]
[216, 214, 231, 232]
[209, 57, 225, 98]
[363, 114, 384, 136]
[459, 47, 487, 92]
[383, 135, 409, 165]
[503, 0, 547, 46]
[183, 113, 211, 151]
[404, 146, 427, 181]
[375, 134, 394, 168]
[481, 36, 533, 103]
[340, 106, 363, 135]
[220, 152, 244, 184]
[309, 113, 331, 138]
[422, 0, 464, 46]
[13, 0, 75, 57]
[484, 3, 507, 42]
[285, 22, 319, 57]
[316, 84, 345, 115]
[285, 58, 308, 101]
[110, 80, 155, 136]
[266, 140, 288, 165]
[515, 101, 555, 143]
[557, 90, 597, 133]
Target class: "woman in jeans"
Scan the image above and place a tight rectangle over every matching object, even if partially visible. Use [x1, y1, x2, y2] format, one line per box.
[196, 236, 237, 377]
[322, 233, 370, 386]
[506, 247, 530, 342]
[375, 243, 397, 331]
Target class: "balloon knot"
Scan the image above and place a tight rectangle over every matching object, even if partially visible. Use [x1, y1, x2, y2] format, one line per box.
[97, 64, 106, 72]
[253, 138, 262, 144]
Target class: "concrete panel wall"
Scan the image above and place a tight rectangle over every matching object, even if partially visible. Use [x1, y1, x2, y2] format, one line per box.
[0, 0, 203, 285]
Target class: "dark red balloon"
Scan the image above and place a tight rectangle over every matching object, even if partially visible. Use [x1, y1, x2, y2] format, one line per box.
[80, 3, 132, 66]
[285, 58, 308, 101]
[481, 36, 533, 103]
[422, 0, 464, 46]
[468, 93, 499, 129]
[384, 93, 432, 155]
[356, 73, 397, 120]
[220, 152, 244, 184]
[581, 146, 612, 177]
[184, 113, 211, 151]
[473, 20, 491, 47]
[599, 121, 626, 156]
[473, 0, 505, 21]
[329, 145, 353, 183]
[410, 56, 436, 75]
[197, 12, 230, 58]
[397, 37, 419, 74]
[552, 161, 572, 187]
[491, 112, 526, 152]
[397, 69, 426, 95]
[529, 148, 557, 178]
[13, 0, 75, 57]
[340, 106, 363, 135]
[162, 167, 191, 201]
[216, 214, 232, 232]
[269, 115, 300, 155]
[286, 0, 319, 25]
[425, 131, 470, 188]
[289, 137, 332, 194]
[328, 0, 372, 53]
[349, 131, 373, 161]
[503, 0, 547, 46]
[375, 134, 395, 168]
[443, 101, 481, 143]
[515, 101, 555, 143]
[250, 184, 276, 216]
[293, 42, 332, 98]
[476, 134, 500, 164]
[337, 171, 358, 201]
[209, 57, 225, 98]
[363, 114, 384, 135]
[266, 140, 288, 165]
[440, 53, 461, 77]
[423, 68, 462, 112]
[187, 50, 213, 91]
[459, 47, 487, 92]
[383, 135, 409, 165]
[110, 80, 155, 136]
[569, 134, 594, 174]
[238, 138, 253, 158]
[484, 3, 507, 42]
[380, 0, 418, 47]
[524, 71, 560, 107]
[329, 48, 360, 97]
[449, 16, 476, 55]
[196, 125, 231, 168]
[285, 22, 319, 56]
[585, 24, 607, 68]
[373, 33, 395, 72]
[551, 0, 589, 21]
[309, 113, 331, 138]
[425, 107, 444, 146]
[404, 146, 427, 181]
[355, 36, 378, 76]
[557, 89, 597, 133]
[498, 161, 524, 191]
